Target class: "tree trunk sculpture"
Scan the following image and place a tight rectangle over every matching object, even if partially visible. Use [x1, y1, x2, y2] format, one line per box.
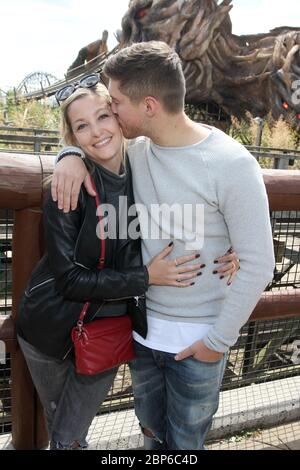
[120, 0, 300, 124]
[67, 30, 109, 77]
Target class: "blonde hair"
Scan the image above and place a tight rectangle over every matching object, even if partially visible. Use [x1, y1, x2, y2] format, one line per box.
[60, 83, 112, 147]
[44, 84, 118, 187]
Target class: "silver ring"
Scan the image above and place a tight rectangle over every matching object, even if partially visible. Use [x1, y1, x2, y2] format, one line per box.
[175, 258, 178, 267]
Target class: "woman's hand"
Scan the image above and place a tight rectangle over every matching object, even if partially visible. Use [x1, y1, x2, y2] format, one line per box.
[213, 247, 240, 285]
[147, 243, 205, 287]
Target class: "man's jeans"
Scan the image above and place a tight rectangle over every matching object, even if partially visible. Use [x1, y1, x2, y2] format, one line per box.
[129, 340, 226, 450]
[18, 335, 117, 449]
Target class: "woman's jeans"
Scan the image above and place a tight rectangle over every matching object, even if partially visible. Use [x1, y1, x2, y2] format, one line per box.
[129, 340, 227, 450]
[18, 335, 117, 449]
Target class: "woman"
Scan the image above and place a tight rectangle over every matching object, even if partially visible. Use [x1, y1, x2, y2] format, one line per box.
[17, 79, 239, 450]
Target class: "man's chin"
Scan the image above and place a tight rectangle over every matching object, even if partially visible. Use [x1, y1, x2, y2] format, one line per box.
[122, 128, 140, 139]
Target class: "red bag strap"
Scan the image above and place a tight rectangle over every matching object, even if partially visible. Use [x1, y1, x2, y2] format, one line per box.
[90, 176, 105, 269]
[78, 175, 105, 323]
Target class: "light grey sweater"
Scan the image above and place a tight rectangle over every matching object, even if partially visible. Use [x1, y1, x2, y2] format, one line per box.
[128, 126, 275, 352]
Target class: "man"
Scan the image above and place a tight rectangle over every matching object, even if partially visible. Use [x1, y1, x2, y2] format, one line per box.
[52, 41, 275, 450]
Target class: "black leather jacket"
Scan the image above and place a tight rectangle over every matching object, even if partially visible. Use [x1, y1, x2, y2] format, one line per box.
[17, 162, 148, 360]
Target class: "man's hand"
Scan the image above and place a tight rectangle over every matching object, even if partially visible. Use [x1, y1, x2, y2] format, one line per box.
[175, 340, 223, 363]
[51, 156, 95, 212]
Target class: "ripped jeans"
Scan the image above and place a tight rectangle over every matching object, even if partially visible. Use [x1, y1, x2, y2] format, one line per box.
[18, 335, 117, 450]
[129, 340, 226, 450]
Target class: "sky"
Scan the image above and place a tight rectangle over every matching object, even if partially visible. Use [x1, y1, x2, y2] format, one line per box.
[0, 0, 299, 92]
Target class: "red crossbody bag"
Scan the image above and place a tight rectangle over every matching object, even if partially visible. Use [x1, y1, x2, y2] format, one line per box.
[71, 177, 135, 375]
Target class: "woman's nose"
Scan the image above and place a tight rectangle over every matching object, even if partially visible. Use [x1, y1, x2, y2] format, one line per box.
[91, 123, 102, 137]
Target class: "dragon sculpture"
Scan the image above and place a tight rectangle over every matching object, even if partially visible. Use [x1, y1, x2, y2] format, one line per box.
[120, 0, 300, 124]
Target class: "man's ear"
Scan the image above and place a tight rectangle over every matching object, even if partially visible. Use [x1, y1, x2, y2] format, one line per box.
[144, 96, 159, 117]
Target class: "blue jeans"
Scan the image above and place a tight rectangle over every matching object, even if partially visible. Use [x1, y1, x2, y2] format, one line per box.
[18, 335, 117, 450]
[129, 340, 226, 450]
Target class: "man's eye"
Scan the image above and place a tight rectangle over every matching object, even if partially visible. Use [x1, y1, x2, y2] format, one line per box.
[98, 114, 109, 120]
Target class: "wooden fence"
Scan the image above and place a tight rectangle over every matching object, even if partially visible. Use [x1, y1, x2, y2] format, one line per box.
[1, 153, 300, 448]
[1, 126, 300, 168]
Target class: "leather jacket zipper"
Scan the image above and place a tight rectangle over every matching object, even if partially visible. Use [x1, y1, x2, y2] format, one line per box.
[25, 277, 55, 296]
[104, 294, 145, 305]
[90, 302, 105, 322]
[62, 345, 73, 361]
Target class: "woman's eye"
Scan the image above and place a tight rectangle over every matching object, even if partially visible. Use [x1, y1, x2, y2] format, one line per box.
[98, 114, 109, 120]
[77, 123, 86, 131]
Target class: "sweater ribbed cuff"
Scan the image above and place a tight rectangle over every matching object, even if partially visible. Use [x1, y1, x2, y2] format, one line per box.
[55, 146, 85, 164]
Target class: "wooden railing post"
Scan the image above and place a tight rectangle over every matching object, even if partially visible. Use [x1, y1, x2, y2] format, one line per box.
[11, 207, 48, 449]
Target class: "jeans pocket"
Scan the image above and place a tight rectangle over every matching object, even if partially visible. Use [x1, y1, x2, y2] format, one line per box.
[189, 355, 224, 366]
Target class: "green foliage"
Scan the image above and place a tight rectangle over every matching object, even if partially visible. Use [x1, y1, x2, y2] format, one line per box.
[228, 114, 254, 145]
[229, 112, 300, 150]
[227, 428, 261, 443]
[1, 91, 60, 129]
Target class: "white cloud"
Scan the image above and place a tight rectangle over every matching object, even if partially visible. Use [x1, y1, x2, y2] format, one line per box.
[230, 0, 299, 35]
[0, 0, 127, 89]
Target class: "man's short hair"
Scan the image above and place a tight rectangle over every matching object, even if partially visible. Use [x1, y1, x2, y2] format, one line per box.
[103, 41, 186, 114]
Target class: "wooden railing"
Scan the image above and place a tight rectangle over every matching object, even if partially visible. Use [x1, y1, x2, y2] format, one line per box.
[0, 154, 300, 448]
[0, 127, 60, 153]
[245, 145, 300, 170]
[0, 153, 53, 449]
[1, 126, 299, 168]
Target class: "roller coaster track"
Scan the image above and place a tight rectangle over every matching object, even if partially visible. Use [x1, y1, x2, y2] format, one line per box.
[22, 45, 119, 101]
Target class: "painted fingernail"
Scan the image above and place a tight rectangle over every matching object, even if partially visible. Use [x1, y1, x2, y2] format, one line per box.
[200, 264, 206, 268]
[214, 260, 219, 264]
[190, 282, 195, 285]
[195, 254, 200, 258]
[213, 270, 218, 274]
[227, 282, 232, 286]
[197, 272, 202, 276]
[168, 241, 174, 247]
[220, 275, 224, 279]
